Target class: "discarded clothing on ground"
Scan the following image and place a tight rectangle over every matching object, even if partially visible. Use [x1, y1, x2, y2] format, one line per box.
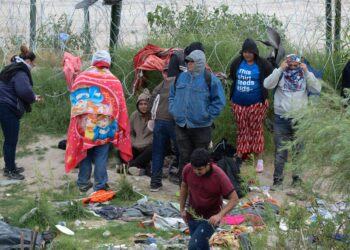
[209, 225, 251, 249]
[0, 220, 52, 250]
[82, 190, 116, 205]
[152, 213, 186, 231]
[91, 205, 126, 220]
[88, 201, 180, 221]
[122, 201, 180, 219]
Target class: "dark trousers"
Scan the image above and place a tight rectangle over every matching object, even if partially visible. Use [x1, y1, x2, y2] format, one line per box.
[151, 120, 179, 186]
[188, 220, 215, 250]
[176, 125, 211, 183]
[273, 114, 302, 181]
[129, 145, 152, 170]
[0, 104, 20, 172]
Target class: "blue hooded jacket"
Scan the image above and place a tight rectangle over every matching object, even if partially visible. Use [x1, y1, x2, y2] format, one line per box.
[168, 50, 226, 128]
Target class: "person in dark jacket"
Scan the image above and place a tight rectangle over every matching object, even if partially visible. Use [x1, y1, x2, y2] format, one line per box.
[229, 38, 273, 173]
[0, 45, 41, 180]
[341, 60, 350, 98]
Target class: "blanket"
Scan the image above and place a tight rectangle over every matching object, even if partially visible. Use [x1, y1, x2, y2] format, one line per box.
[65, 66, 132, 172]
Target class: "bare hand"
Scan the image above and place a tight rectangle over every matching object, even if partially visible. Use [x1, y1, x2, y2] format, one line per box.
[208, 213, 222, 226]
[35, 95, 43, 102]
[280, 60, 288, 70]
[300, 63, 308, 73]
[181, 210, 188, 224]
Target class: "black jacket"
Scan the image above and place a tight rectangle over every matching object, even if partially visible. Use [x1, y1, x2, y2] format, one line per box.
[229, 56, 273, 101]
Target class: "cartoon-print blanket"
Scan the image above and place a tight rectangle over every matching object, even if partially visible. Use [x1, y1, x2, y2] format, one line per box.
[65, 66, 132, 173]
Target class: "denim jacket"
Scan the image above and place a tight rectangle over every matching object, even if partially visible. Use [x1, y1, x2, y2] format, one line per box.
[168, 67, 225, 128]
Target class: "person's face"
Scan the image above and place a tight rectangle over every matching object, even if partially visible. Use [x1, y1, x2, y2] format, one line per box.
[287, 61, 300, 70]
[138, 100, 148, 114]
[192, 163, 211, 176]
[25, 59, 36, 69]
[186, 60, 195, 72]
[242, 51, 255, 63]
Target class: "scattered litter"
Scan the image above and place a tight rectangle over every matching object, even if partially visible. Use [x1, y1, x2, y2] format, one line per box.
[74, 219, 86, 227]
[0, 179, 21, 186]
[19, 207, 38, 224]
[152, 213, 187, 231]
[55, 224, 75, 235]
[5, 193, 11, 197]
[279, 219, 288, 231]
[102, 230, 111, 237]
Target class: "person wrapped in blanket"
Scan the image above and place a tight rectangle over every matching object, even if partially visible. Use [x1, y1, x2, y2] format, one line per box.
[65, 50, 132, 192]
[263, 54, 321, 187]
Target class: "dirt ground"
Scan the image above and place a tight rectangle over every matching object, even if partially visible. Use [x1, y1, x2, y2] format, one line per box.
[0, 135, 297, 204]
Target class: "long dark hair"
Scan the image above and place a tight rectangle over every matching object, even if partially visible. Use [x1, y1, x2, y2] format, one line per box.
[10, 45, 36, 62]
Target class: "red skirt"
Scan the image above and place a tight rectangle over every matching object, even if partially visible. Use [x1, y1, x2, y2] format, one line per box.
[232, 100, 269, 155]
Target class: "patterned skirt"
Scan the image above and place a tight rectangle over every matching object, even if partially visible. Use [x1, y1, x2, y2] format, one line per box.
[232, 100, 269, 155]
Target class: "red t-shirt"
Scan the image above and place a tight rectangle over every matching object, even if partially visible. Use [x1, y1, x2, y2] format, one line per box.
[182, 163, 234, 219]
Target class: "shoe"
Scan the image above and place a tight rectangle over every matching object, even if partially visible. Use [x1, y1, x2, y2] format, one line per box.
[291, 176, 302, 187]
[128, 166, 141, 176]
[150, 183, 162, 192]
[6, 171, 25, 180]
[4, 166, 24, 177]
[256, 160, 264, 173]
[271, 178, 283, 191]
[78, 182, 93, 192]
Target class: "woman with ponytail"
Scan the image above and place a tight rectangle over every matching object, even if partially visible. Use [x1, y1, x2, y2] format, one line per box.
[0, 45, 41, 180]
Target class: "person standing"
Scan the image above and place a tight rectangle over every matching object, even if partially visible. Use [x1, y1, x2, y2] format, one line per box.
[180, 148, 239, 250]
[0, 45, 41, 180]
[169, 49, 225, 185]
[263, 54, 321, 186]
[65, 50, 132, 192]
[229, 38, 273, 173]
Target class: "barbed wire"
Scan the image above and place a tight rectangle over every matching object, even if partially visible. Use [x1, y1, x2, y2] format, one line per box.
[0, 0, 349, 98]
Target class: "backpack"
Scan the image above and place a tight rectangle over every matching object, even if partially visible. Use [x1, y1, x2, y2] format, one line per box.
[216, 156, 244, 198]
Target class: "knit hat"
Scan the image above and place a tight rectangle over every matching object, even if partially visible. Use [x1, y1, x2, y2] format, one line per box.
[136, 88, 150, 111]
[91, 50, 111, 68]
[241, 38, 259, 56]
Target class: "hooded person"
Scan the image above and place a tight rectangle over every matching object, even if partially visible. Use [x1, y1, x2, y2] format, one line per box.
[229, 38, 273, 173]
[65, 50, 132, 192]
[166, 42, 205, 78]
[168, 49, 226, 190]
[263, 53, 321, 187]
[127, 89, 153, 176]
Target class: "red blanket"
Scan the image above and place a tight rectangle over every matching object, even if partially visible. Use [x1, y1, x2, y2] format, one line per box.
[65, 66, 132, 173]
[132, 43, 179, 94]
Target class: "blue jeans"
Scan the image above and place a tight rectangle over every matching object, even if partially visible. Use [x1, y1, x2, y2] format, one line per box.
[151, 120, 179, 186]
[273, 114, 301, 181]
[188, 220, 215, 250]
[77, 143, 110, 191]
[0, 104, 20, 172]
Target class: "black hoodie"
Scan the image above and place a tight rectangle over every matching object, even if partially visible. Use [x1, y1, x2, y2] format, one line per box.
[229, 39, 273, 101]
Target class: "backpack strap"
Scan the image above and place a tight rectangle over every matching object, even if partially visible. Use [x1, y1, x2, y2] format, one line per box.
[174, 69, 212, 93]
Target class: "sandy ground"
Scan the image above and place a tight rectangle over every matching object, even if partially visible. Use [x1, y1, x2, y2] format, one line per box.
[0, 135, 299, 204]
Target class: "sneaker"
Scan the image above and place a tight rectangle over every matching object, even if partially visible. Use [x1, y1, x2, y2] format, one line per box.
[291, 175, 303, 187]
[6, 171, 25, 180]
[256, 160, 264, 173]
[271, 178, 283, 191]
[150, 183, 162, 192]
[78, 182, 93, 192]
[4, 166, 24, 177]
[128, 166, 141, 176]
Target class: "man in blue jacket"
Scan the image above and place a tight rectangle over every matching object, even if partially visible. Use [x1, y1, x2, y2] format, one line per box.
[168, 49, 225, 187]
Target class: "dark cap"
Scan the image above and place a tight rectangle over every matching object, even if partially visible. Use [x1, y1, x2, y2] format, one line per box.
[241, 38, 259, 56]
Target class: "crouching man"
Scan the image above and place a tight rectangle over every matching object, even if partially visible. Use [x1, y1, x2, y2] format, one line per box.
[180, 148, 239, 250]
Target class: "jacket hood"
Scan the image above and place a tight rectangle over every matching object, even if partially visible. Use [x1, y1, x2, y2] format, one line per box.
[185, 50, 206, 76]
[184, 42, 204, 57]
[136, 88, 150, 112]
[241, 38, 259, 56]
